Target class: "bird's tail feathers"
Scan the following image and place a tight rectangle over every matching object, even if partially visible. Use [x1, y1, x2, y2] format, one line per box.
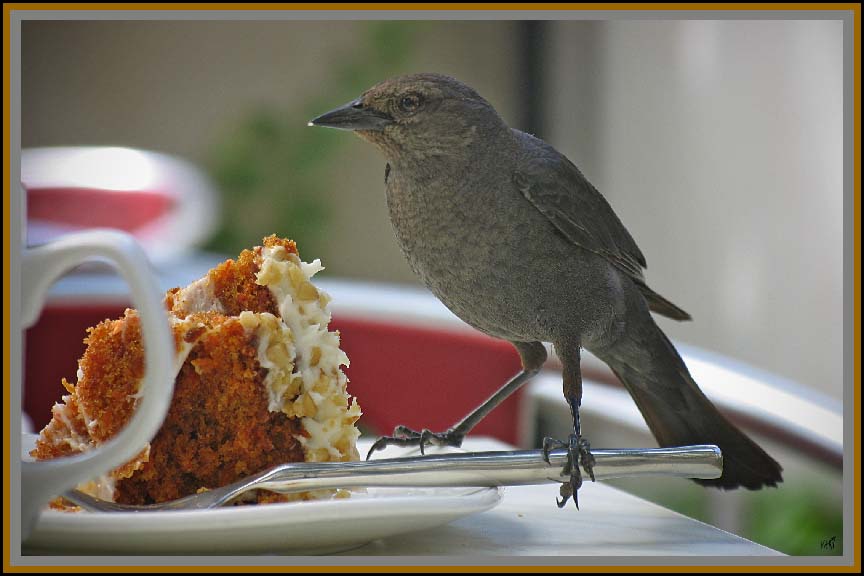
[602, 330, 783, 490]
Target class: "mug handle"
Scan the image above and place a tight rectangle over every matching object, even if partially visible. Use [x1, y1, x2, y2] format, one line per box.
[20, 230, 175, 540]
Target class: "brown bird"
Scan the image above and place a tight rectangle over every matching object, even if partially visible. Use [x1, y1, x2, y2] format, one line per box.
[310, 73, 782, 507]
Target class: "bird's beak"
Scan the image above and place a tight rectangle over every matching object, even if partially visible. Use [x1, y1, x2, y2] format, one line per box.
[308, 98, 393, 131]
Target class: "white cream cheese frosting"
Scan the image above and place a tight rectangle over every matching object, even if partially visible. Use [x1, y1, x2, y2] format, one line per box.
[255, 245, 361, 462]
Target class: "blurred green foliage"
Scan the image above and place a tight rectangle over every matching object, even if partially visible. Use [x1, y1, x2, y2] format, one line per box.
[608, 474, 843, 556]
[204, 21, 420, 260]
[748, 482, 843, 556]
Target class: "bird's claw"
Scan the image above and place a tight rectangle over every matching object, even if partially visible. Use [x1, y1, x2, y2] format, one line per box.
[542, 433, 595, 509]
[577, 435, 596, 483]
[557, 482, 575, 508]
[365, 425, 464, 460]
[541, 436, 566, 464]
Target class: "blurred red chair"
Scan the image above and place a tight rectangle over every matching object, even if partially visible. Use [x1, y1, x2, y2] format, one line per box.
[23, 146, 218, 264]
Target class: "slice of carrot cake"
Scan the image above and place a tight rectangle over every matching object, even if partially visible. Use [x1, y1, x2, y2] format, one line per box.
[31, 235, 361, 506]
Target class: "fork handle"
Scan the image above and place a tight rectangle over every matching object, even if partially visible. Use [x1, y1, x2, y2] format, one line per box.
[254, 445, 722, 494]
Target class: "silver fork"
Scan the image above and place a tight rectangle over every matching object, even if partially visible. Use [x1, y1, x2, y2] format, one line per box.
[61, 445, 722, 512]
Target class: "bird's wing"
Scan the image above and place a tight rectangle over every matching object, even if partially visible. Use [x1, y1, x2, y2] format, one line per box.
[512, 153, 647, 281]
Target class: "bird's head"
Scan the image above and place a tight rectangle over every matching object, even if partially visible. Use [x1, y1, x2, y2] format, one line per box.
[309, 73, 505, 162]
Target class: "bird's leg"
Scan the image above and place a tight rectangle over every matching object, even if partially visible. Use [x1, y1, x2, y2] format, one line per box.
[542, 343, 595, 509]
[366, 342, 548, 460]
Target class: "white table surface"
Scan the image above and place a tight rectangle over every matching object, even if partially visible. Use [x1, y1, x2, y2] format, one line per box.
[340, 437, 782, 557]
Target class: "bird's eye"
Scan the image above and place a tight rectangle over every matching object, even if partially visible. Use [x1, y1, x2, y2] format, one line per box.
[398, 93, 422, 113]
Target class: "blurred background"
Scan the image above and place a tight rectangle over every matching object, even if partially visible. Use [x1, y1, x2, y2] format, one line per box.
[20, 18, 845, 555]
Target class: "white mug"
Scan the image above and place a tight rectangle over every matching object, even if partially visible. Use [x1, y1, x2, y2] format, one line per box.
[19, 229, 175, 540]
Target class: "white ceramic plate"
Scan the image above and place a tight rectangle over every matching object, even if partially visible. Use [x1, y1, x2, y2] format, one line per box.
[22, 439, 503, 556]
